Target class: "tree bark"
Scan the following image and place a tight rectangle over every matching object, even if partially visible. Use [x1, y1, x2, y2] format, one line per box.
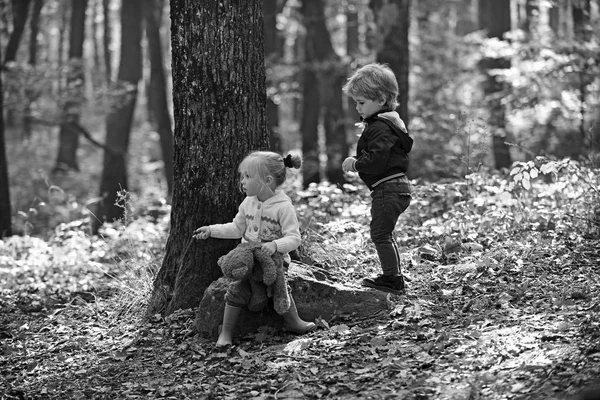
[299, 0, 325, 187]
[345, 2, 360, 130]
[148, 0, 269, 316]
[0, 51, 11, 238]
[478, 0, 512, 169]
[264, 0, 281, 152]
[28, 0, 43, 64]
[21, 0, 43, 139]
[144, 0, 174, 197]
[103, 0, 112, 82]
[4, 0, 32, 65]
[53, 0, 87, 173]
[300, 0, 348, 187]
[369, 0, 411, 124]
[93, 0, 142, 232]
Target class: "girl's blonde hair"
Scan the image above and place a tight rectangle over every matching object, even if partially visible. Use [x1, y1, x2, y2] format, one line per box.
[238, 151, 302, 188]
[342, 63, 399, 111]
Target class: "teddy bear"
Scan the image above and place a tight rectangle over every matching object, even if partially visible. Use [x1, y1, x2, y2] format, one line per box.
[217, 242, 291, 315]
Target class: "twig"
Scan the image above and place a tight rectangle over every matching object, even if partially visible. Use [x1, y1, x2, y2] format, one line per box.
[274, 382, 293, 399]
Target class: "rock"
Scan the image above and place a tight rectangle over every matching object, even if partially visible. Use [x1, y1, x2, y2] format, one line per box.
[195, 261, 390, 339]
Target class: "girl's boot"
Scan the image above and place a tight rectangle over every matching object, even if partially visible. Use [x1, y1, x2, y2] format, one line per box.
[282, 296, 315, 334]
[216, 304, 241, 346]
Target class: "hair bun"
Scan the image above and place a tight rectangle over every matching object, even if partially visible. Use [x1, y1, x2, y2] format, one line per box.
[283, 154, 294, 168]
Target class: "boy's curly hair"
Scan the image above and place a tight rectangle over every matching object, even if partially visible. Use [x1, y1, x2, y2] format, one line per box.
[343, 63, 399, 110]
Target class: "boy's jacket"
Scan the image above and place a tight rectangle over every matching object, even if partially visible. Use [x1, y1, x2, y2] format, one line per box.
[354, 110, 413, 190]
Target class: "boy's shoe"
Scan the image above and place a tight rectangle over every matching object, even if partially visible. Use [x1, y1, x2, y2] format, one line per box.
[362, 274, 405, 295]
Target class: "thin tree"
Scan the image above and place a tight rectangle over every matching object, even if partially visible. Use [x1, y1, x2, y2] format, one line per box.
[299, 0, 321, 187]
[478, 0, 512, 169]
[147, 0, 269, 316]
[53, 0, 88, 173]
[102, 0, 112, 83]
[22, 0, 43, 139]
[264, 0, 282, 152]
[0, 49, 11, 238]
[93, 0, 142, 232]
[4, 0, 32, 65]
[144, 0, 174, 197]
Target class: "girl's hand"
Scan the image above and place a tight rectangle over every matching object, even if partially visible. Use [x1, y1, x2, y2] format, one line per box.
[261, 242, 277, 255]
[193, 226, 211, 240]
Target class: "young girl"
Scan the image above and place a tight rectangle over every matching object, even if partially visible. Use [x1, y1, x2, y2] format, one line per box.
[193, 151, 315, 346]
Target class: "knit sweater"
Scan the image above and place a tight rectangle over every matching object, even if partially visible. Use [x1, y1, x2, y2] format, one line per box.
[209, 191, 301, 263]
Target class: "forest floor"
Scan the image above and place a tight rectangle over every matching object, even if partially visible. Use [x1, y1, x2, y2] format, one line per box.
[1, 164, 600, 400]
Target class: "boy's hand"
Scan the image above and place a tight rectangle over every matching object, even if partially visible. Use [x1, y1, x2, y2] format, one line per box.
[342, 157, 357, 172]
[193, 226, 211, 240]
[261, 242, 277, 255]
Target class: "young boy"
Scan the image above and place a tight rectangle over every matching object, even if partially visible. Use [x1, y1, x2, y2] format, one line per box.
[341, 63, 413, 295]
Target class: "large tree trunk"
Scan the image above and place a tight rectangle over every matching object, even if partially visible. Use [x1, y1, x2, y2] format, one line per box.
[0, 52, 11, 238]
[148, 0, 269, 316]
[478, 0, 512, 169]
[93, 0, 142, 232]
[53, 0, 87, 173]
[144, 0, 174, 197]
[369, 0, 411, 125]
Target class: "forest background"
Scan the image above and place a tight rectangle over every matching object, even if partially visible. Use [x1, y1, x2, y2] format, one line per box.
[1, 0, 600, 399]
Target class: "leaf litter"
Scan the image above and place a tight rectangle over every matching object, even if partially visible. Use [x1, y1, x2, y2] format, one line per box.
[1, 167, 600, 399]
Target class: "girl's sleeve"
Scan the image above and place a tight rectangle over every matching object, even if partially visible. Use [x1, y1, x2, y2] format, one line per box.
[272, 205, 301, 253]
[209, 199, 248, 239]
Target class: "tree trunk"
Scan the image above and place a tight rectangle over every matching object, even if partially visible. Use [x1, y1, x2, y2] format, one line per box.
[573, 0, 591, 157]
[53, 0, 87, 173]
[454, 0, 478, 36]
[369, 0, 411, 124]
[103, 0, 112, 82]
[264, 0, 281, 152]
[345, 2, 360, 131]
[93, 0, 142, 232]
[300, 0, 348, 187]
[148, 0, 269, 317]
[520, 0, 538, 36]
[28, 0, 43, 64]
[4, 0, 32, 65]
[0, 53, 11, 238]
[299, 0, 325, 188]
[308, 0, 348, 186]
[21, 0, 43, 139]
[144, 0, 174, 197]
[478, 0, 512, 169]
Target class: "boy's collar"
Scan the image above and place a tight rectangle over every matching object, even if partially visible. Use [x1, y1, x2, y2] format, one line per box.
[362, 108, 393, 122]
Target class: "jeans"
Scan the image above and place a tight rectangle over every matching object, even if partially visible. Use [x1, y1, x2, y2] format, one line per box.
[370, 177, 411, 276]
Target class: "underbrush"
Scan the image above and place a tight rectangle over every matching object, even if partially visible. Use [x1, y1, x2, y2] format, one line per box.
[1, 155, 598, 327]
